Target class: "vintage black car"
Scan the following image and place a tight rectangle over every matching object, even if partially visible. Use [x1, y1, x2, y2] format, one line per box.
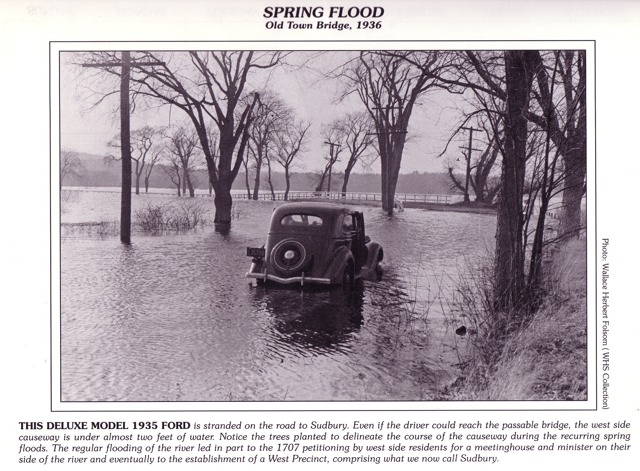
[246, 202, 383, 288]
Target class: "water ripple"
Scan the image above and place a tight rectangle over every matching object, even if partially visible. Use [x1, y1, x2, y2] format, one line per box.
[61, 199, 495, 401]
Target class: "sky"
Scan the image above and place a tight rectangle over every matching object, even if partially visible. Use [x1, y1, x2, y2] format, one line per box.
[59, 50, 469, 174]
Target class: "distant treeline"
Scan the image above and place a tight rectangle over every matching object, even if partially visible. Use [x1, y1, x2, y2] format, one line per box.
[64, 152, 456, 195]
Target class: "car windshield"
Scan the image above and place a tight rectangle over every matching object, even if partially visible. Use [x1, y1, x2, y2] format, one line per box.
[280, 214, 323, 227]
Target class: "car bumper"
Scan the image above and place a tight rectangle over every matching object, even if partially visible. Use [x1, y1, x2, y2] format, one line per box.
[245, 271, 332, 285]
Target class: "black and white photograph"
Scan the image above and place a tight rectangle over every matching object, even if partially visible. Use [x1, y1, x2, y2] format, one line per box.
[56, 47, 589, 404]
[3, 1, 640, 469]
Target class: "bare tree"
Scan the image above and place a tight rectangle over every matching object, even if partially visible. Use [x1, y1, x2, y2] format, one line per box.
[528, 51, 586, 239]
[143, 145, 163, 193]
[60, 149, 85, 187]
[123, 51, 285, 231]
[264, 153, 277, 200]
[203, 128, 219, 196]
[164, 124, 201, 197]
[241, 154, 252, 199]
[273, 118, 311, 200]
[333, 112, 375, 196]
[446, 125, 501, 204]
[107, 126, 163, 195]
[441, 50, 585, 227]
[81, 51, 286, 229]
[435, 51, 507, 203]
[432, 50, 586, 311]
[162, 159, 182, 196]
[337, 51, 450, 214]
[246, 91, 289, 200]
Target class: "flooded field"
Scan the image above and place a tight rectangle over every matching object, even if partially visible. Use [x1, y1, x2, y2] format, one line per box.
[60, 189, 496, 402]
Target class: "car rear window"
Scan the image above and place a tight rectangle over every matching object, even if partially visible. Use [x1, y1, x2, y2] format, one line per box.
[280, 214, 323, 226]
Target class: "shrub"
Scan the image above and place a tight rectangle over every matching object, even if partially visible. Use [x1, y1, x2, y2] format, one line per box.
[134, 200, 209, 233]
[136, 204, 168, 232]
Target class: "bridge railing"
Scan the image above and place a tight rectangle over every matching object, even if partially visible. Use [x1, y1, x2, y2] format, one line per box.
[62, 187, 454, 204]
[232, 191, 452, 204]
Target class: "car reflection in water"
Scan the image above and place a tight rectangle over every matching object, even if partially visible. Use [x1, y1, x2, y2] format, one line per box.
[251, 283, 365, 354]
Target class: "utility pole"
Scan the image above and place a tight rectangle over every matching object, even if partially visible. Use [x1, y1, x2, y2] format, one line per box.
[82, 52, 164, 244]
[323, 141, 341, 195]
[119, 52, 132, 243]
[461, 126, 480, 203]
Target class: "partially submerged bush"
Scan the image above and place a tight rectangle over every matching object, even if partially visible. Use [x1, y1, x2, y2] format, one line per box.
[135, 200, 209, 232]
[136, 204, 167, 232]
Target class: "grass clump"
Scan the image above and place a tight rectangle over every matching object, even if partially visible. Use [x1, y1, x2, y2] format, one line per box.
[443, 239, 587, 401]
[61, 220, 120, 239]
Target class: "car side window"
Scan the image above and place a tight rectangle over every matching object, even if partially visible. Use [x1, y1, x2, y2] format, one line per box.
[341, 214, 354, 234]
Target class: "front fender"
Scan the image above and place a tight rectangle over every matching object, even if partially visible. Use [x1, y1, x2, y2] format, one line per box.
[357, 242, 383, 281]
[364, 242, 383, 270]
[321, 246, 354, 284]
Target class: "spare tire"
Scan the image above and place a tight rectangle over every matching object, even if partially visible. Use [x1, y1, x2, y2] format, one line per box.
[270, 239, 311, 276]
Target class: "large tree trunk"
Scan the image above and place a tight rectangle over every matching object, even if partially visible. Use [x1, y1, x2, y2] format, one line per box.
[185, 169, 195, 197]
[527, 189, 550, 305]
[473, 175, 486, 203]
[213, 180, 233, 233]
[209, 126, 238, 231]
[284, 167, 291, 201]
[266, 158, 276, 200]
[529, 51, 586, 241]
[493, 50, 537, 313]
[134, 161, 140, 195]
[381, 139, 406, 215]
[386, 165, 400, 215]
[559, 143, 586, 239]
[558, 52, 586, 240]
[341, 175, 350, 197]
[342, 159, 356, 197]
[380, 153, 389, 212]
[252, 158, 262, 200]
[243, 167, 251, 198]
[315, 165, 329, 193]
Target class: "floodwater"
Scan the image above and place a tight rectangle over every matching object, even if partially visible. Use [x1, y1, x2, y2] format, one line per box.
[60, 190, 496, 402]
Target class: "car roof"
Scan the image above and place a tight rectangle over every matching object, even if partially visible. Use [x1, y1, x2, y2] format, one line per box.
[272, 202, 353, 220]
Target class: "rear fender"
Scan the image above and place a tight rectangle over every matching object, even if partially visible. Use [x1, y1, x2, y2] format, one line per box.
[364, 242, 383, 271]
